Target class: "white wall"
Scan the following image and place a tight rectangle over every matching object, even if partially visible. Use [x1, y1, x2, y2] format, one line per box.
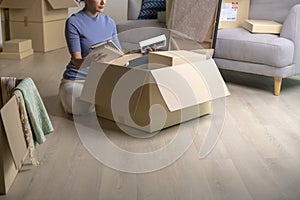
[103, 0, 128, 24]
[68, 3, 84, 16]
[68, 0, 128, 24]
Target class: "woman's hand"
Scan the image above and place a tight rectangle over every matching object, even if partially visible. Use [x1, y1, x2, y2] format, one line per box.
[143, 44, 158, 55]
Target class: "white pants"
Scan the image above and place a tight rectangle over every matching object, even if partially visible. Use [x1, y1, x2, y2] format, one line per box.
[59, 79, 95, 115]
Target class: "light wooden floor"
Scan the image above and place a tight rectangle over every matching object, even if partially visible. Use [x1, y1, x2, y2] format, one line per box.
[1, 47, 300, 200]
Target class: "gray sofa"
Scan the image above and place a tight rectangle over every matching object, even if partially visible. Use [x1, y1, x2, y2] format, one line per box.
[214, 1, 300, 95]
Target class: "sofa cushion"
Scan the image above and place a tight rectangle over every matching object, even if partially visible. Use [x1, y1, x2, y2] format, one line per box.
[214, 28, 294, 68]
[137, 0, 166, 19]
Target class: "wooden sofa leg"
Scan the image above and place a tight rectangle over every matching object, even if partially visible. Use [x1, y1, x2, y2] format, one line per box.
[274, 77, 282, 96]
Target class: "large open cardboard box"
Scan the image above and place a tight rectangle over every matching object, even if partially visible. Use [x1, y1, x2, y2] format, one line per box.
[218, 0, 250, 29]
[81, 51, 229, 133]
[0, 0, 77, 52]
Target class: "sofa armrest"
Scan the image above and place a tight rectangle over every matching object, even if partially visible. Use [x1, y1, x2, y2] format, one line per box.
[280, 4, 300, 71]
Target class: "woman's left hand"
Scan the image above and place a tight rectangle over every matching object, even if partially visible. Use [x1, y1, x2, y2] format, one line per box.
[143, 44, 158, 55]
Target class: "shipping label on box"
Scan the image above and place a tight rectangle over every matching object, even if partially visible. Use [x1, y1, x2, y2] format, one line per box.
[220, 2, 239, 21]
[219, 0, 250, 29]
[81, 51, 229, 132]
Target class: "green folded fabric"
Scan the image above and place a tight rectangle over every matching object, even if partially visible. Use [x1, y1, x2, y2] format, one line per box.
[15, 77, 54, 144]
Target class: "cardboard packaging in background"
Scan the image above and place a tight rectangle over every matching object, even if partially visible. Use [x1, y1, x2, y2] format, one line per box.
[3, 39, 32, 52]
[218, 0, 251, 29]
[81, 51, 229, 133]
[0, 0, 76, 22]
[0, 49, 33, 60]
[243, 19, 282, 34]
[0, 39, 33, 60]
[9, 20, 66, 52]
[0, 0, 77, 52]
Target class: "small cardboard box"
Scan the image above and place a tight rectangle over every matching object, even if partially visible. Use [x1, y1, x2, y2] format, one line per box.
[218, 0, 250, 29]
[0, 49, 33, 60]
[3, 39, 32, 53]
[81, 51, 229, 133]
[243, 19, 282, 34]
[0, 0, 77, 22]
[148, 50, 208, 69]
[9, 19, 66, 52]
[0, 81, 28, 194]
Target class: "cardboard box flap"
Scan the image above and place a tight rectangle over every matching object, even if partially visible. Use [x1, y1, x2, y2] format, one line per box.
[80, 54, 143, 103]
[0, 0, 77, 9]
[151, 59, 230, 112]
[0, 0, 36, 8]
[46, 0, 77, 9]
[0, 95, 28, 170]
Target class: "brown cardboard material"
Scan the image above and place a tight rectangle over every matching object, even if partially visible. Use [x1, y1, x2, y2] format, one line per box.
[0, 81, 27, 194]
[9, 20, 66, 52]
[0, 0, 77, 22]
[0, 48, 33, 60]
[3, 39, 32, 53]
[81, 51, 229, 133]
[0, 0, 76, 52]
[0, 118, 18, 195]
[243, 19, 282, 34]
[218, 0, 250, 29]
[148, 50, 207, 69]
[0, 96, 27, 170]
[166, 0, 172, 26]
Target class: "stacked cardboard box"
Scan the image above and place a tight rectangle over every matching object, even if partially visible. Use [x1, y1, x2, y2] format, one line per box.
[0, 0, 77, 52]
[0, 39, 33, 60]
